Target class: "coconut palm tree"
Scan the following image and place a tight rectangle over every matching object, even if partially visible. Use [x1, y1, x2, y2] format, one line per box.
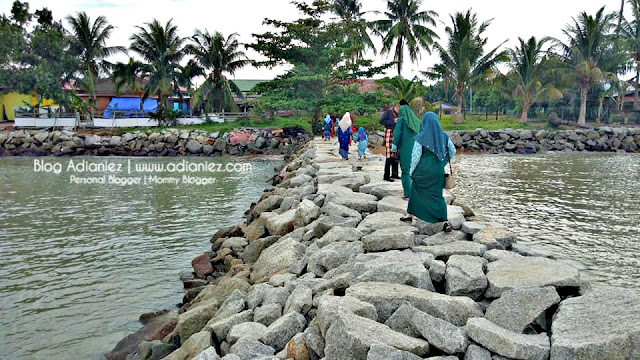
[620, 0, 640, 109]
[371, 0, 438, 76]
[555, 7, 617, 125]
[66, 12, 125, 100]
[112, 57, 144, 111]
[175, 60, 204, 115]
[129, 19, 185, 121]
[507, 37, 562, 123]
[331, 0, 376, 64]
[423, 10, 508, 123]
[185, 30, 250, 113]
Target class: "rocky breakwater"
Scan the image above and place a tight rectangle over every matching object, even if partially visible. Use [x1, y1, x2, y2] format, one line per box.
[367, 127, 640, 154]
[109, 138, 640, 360]
[0, 128, 310, 157]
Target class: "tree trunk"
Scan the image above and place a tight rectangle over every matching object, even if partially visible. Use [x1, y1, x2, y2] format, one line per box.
[455, 97, 463, 124]
[395, 38, 403, 76]
[520, 104, 530, 123]
[578, 85, 588, 126]
[597, 97, 604, 124]
[635, 65, 639, 110]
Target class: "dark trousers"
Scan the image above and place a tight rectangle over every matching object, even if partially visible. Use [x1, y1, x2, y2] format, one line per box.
[384, 158, 399, 179]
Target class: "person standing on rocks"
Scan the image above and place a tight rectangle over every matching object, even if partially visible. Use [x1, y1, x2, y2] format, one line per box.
[356, 126, 368, 160]
[400, 112, 455, 232]
[337, 112, 352, 160]
[379, 101, 404, 182]
[391, 103, 421, 198]
[323, 114, 332, 140]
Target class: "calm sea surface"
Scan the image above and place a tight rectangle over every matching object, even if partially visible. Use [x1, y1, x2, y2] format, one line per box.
[0, 156, 282, 360]
[453, 152, 640, 289]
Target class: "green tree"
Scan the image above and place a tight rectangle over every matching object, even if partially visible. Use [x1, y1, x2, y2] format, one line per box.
[250, 1, 391, 130]
[371, 0, 438, 76]
[620, 0, 640, 109]
[424, 10, 508, 123]
[129, 19, 186, 123]
[66, 11, 125, 109]
[331, 0, 376, 66]
[186, 30, 250, 113]
[375, 76, 426, 101]
[507, 37, 562, 123]
[10, 0, 30, 26]
[555, 7, 617, 125]
[112, 57, 144, 111]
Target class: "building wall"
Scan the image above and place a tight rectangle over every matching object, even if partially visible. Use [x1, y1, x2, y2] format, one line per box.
[0, 92, 32, 121]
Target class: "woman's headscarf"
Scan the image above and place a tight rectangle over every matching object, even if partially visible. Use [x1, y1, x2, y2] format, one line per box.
[358, 127, 367, 141]
[339, 112, 352, 132]
[397, 105, 421, 134]
[323, 114, 332, 124]
[414, 112, 451, 163]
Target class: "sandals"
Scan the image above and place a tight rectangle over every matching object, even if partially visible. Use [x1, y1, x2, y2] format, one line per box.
[443, 222, 452, 233]
[400, 216, 413, 223]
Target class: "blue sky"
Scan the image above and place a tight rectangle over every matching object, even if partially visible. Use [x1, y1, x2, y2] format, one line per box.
[0, 0, 623, 80]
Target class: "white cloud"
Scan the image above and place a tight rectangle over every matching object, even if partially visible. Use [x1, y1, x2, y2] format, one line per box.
[0, 0, 623, 80]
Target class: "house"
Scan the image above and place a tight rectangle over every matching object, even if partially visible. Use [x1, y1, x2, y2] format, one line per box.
[0, 91, 58, 121]
[232, 79, 267, 111]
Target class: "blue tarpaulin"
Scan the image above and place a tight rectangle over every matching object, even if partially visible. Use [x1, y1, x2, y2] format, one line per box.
[102, 97, 158, 118]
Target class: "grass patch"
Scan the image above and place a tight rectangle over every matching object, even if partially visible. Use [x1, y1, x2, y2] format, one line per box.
[112, 113, 549, 135]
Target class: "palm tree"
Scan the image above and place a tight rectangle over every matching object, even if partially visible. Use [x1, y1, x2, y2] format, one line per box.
[508, 37, 562, 123]
[424, 10, 508, 123]
[331, 0, 376, 64]
[129, 19, 185, 120]
[175, 60, 204, 115]
[66, 12, 125, 101]
[186, 30, 250, 113]
[555, 7, 616, 125]
[621, 0, 640, 109]
[112, 57, 144, 112]
[371, 0, 438, 76]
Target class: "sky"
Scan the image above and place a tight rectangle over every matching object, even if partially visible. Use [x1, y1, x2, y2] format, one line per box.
[0, 0, 625, 82]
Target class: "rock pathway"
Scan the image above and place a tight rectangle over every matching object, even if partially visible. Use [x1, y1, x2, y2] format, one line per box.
[114, 138, 640, 360]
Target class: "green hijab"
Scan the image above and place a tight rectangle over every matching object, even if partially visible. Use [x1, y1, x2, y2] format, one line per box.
[397, 105, 421, 134]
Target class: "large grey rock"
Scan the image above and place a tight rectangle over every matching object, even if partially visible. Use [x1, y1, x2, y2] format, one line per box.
[346, 282, 483, 325]
[227, 322, 268, 344]
[333, 172, 369, 190]
[464, 344, 492, 360]
[325, 189, 378, 212]
[283, 286, 312, 315]
[414, 241, 487, 260]
[350, 251, 434, 290]
[485, 287, 560, 333]
[483, 249, 524, 262]
[177, 299, 219, 341]
[412, 307, 468, 354]
[472, 226, 515, 250]
[308, 241, 364, 276]
[163, 331, 212, 360]
[445, 255, 488, 300]
[315, 295, 378, 336]
[303, 321, 325, 359]
[294, 199, 320, 227]
[377, 196, 408, 213]
[467, 317, 550, 360]
[366, 344, 422, 360]
[316, 226, 364, 248]
[419, 230, 467, 246]
[250, 239, 306, 283]
[251, 196, 284, 217]
[461, 222, 495, 235]
[384, 303, 421, 338]
[359, 181, 404, 199]
[260, 312, 307, 351]
[361, 226, 417, 252]
[324, 311, 430, 360]
[265, 209, 298, 236]
[485, 257, 581, 298]
[221, 237, 248, 252]
[289, 173, 313, 187]
[242, 236, 279, 265]
[356, 212, 406, 235]
[253, 304, 282, 326]
[193, 347, 221, 360]
[207, 310, 254, 342]
[228, 337, 275, 360]
[429, 260, 446, 283]
[321, 201, 363, 220]
[312, 215, 361, 237]
[551, 286, 640, 359]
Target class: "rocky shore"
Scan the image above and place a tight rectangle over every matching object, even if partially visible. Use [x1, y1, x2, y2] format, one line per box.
[107, 138, 640, 360]
[0, 128, 310, 157]
[368, 127, 640, 154]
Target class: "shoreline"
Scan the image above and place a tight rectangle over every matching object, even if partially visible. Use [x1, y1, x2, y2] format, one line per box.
[106, 137, 640, 360]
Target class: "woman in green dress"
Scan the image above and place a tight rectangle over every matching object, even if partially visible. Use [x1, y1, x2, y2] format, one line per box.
[391, 104, 422, 198]
[401, 112, 456, 231]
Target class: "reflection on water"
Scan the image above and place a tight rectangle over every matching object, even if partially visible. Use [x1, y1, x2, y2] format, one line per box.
[453, 152, 640, 289]
[0, 156, 281, 360]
